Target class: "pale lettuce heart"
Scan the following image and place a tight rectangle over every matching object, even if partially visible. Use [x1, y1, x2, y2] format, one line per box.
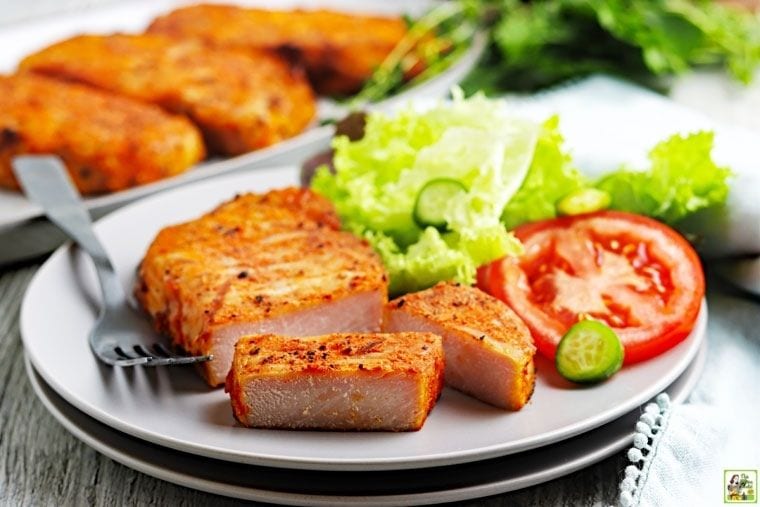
[312, 93, 537, 295]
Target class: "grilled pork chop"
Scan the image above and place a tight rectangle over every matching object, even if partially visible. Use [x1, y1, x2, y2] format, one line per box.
[136, 188, 388, 387]
[20, 34, 315, 155]
[226, 332, 444, 430]
[147, 4, 408, 95]
[0, 73, 204, 194]
[383, 282, 536, 410]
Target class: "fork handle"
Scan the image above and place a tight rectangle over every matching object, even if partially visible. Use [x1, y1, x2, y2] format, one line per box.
[13, 156, 126, 308]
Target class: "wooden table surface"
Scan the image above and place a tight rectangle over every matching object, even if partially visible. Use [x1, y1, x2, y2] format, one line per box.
[1, 2, 758, 505]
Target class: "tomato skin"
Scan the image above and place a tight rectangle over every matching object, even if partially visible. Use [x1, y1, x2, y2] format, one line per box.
[475, 263, 493, 295]
[480, 211, 704, 364]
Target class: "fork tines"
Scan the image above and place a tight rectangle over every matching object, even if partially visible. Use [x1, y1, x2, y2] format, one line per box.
[113, 344, 212, 366]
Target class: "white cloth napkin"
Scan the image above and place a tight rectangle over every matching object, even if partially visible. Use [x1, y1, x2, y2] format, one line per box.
[508, 76, 760, 257]
[619, 293, 760, 506]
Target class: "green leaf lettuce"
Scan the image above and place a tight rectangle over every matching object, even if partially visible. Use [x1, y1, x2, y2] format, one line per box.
[312, 93, 536, 294]
[596, 131, 732, 224]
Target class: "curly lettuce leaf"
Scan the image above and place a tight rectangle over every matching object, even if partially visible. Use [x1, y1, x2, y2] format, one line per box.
[499, 122, 732, 230]
[501, 116, 587, 229]
[312, 93, 534, 294]
[596, 131, 732, 224]
[364, 228, 469, 295]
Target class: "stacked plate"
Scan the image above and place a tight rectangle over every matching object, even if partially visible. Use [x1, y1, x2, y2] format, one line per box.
[20, 166, 708, 505]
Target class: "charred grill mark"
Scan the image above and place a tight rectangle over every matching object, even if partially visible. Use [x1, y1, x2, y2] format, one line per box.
[357, 340, 383, 354]
[77, 167, 93, 180]
[0, 127, 19, 145]
[205, 277, 233, 324]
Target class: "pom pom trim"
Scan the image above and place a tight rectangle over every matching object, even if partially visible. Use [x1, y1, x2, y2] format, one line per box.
[618, 393, 673, 507]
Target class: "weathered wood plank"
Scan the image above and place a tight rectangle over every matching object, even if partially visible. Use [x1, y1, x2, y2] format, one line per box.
[0, 266, 616, 506]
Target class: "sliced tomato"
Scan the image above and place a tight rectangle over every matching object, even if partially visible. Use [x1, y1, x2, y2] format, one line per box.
[479, 211, 704, 364]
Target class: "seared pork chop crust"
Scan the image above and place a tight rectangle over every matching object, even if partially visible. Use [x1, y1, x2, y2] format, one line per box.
[21, 34, 315, 155]
[0, 73, 204, 194]
[147, 4, 408, 95]
[136, 188, 388, 386]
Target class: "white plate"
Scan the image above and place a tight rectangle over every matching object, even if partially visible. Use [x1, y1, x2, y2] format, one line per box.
[25, 341, 707, 506]
[0, 0, 486, 262]
[20, 166, 707, 471]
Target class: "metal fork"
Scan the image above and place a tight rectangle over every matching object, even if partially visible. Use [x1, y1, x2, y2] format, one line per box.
[13, 156, 212, 367]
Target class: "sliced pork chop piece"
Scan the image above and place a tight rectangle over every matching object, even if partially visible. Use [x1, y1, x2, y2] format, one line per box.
[383, 282, 536, 410]
[136, 188, 388, 387]
[226, 332, 444, 430]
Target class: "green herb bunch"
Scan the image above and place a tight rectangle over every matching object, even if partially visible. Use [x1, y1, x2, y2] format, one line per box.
[356, 0, 760, 99]
[467, 0, 760, 92]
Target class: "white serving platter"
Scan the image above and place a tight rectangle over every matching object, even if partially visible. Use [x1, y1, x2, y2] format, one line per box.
[0, 0, 486, 263]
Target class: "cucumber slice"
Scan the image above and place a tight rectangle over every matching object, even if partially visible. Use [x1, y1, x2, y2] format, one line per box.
[413, 178, 467, 229]
[557, 188, 611, 216]
[555, 320, 624, 383]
